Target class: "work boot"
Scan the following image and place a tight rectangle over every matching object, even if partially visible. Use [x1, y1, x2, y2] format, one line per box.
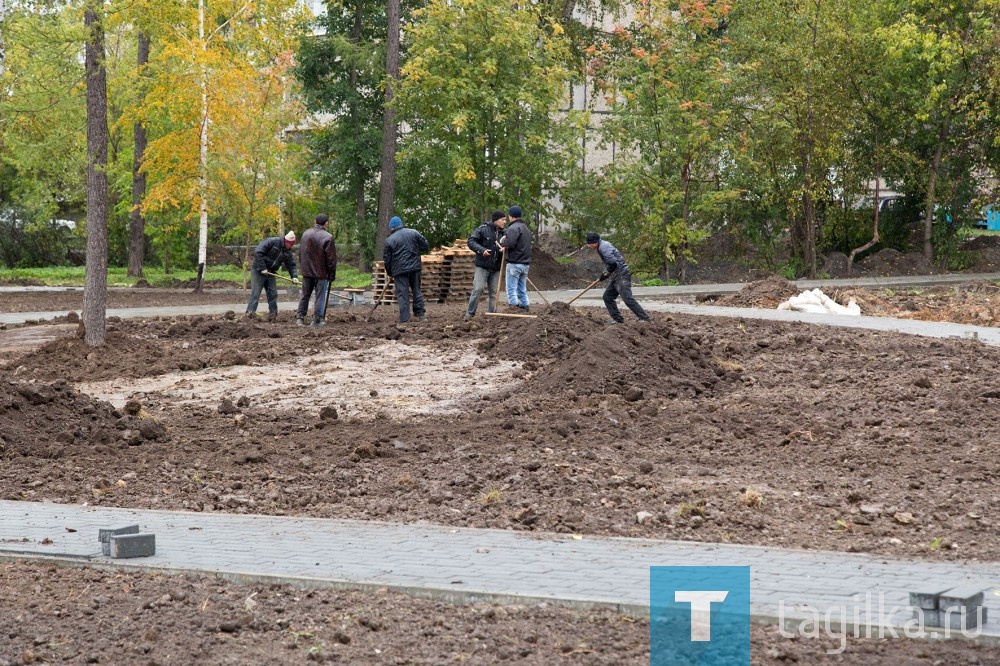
[267, 313, 278, 323]
[606, 318, 622, 325]
[295, 318, 305, 326]
[519, 305, 530, 314]
[312, 320, 327, 328]
[463, 313, 473, 322]
[417, 314, 428, 322]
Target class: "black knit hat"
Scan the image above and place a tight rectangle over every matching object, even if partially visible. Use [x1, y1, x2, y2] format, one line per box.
[491, 210, 506, 222]
[508, 205, 522, 218]
[586, 232, 600, 244]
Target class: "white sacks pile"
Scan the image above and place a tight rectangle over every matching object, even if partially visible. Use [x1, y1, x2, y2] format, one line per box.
[777, 288, 861, 316]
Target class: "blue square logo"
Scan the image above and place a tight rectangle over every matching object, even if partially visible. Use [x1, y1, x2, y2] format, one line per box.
[650, 566, 750, 666]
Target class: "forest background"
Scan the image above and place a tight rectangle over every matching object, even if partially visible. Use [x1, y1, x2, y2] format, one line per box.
[2, 0, 999, 288]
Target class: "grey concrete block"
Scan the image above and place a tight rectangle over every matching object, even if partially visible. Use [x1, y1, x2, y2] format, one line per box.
[941, 605, 987, 631]
[916, 608, 942, 628]
[109, 533, 155, 558]
[99, 524, 139, 543]
[101, 542, 110, 556]
[938, 586, 985, 613]
[909, 586, 951, 610]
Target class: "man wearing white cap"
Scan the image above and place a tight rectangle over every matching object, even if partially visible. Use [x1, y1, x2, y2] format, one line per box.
[246, 230, 300, 321]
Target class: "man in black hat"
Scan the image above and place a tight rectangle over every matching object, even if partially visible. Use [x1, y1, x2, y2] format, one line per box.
[501, 205, 531, 312]
[585, 232, 650, 324]
[464, 210, 507, 321]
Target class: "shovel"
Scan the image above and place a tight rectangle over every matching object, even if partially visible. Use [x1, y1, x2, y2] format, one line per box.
[366, 279, 392, 322]
[565, 277, 602, 306]
[262, 271, 299, 285]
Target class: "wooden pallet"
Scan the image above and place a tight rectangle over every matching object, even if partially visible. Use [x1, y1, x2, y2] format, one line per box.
[372, 240, 478, 304]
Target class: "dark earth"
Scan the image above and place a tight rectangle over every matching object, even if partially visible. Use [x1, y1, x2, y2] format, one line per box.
[4, 241, 1000, 664]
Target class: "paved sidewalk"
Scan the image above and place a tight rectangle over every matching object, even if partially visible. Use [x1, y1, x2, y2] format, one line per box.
[1, 501, 998, 638]
[5, 274, 1000, 349]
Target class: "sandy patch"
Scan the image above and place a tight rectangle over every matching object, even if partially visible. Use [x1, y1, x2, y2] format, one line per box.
[77, 339, 520, 420]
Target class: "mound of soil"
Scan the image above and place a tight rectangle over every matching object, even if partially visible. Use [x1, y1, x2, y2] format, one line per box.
[0, 379, 140, 458]
[491, 304, 732, 399]
[855, 248, 940, 276]
[11, 322, 269, 383]
[524, 248, 591, 290]
[717, 275, 799, 308]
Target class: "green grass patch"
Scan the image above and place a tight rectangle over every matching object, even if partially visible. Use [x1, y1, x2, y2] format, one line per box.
[0, 265, 374, 289]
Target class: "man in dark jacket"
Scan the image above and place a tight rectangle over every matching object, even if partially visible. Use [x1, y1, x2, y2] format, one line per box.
[296, 214, 338, 327]
[500, 205, 531, 312]
[586, 232, 650, 324]
[246, 231, 299, 321]
[382, 216, 430, 323]
[464, 210, 507, 321]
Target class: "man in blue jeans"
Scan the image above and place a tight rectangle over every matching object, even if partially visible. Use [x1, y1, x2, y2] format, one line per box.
[501, 205, 531, 312]
[585, 232, 650, 324]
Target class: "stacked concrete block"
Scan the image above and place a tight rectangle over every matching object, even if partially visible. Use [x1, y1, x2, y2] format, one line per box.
[98, 524, 155, 559]
[910, 585, 987, 630]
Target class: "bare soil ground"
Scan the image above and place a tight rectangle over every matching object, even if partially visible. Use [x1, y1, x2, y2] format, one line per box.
[4, 266, 1000, 663]
[3, 562, 995, 665]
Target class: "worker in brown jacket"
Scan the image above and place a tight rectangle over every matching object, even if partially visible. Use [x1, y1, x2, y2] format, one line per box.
[296, 214, 338, 327]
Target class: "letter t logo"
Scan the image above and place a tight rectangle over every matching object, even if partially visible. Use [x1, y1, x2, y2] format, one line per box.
[674, 591, 729, 641]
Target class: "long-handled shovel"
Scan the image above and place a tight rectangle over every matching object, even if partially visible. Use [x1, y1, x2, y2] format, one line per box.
[263, 270, 297, 284]
[565, 277, 602, 306]
[366, 279, 392, 322]
[525, 276, 550, 306]
[321, 278, 333, 322]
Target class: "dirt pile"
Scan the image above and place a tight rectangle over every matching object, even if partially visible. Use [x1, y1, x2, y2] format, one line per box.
[717, 275, 799, 308]
[523, 248, 591, 290]
[9, 320, 273, 383]
[489, 304, 733, 399]
[855, 248, 940, 276]
[0, 379, 150, 458]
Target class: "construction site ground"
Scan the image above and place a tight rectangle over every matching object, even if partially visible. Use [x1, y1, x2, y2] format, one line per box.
[4, 252, 1000, 663]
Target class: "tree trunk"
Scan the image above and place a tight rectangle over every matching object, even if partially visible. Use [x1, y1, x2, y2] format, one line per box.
[196, 0, 209, 292]
[847, 128, 881, 276]
[83, 3, 109, 347]
[128, 32, 149, 278]
[351, 0, 367, 272]
[923, 140, 945, 261]
[0, 0, 7, 79]
[375, 0, 400, 261]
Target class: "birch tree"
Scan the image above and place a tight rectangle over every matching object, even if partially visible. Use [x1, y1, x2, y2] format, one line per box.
[141, 0, 308, 286]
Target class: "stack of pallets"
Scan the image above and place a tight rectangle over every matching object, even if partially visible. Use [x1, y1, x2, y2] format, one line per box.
[372, 240, 477, 304]
[441, 238, 476, 303]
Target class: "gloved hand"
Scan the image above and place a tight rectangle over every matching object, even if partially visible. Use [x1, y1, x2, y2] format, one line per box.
[600, 271, 609, 281]
[261, 269, 271, 276]
[292, 278, 301, 285]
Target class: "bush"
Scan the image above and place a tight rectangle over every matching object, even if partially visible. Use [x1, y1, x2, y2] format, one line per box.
[0, 207, 83, 268]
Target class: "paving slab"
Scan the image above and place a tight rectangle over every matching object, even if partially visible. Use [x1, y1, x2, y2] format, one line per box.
[1, 500, 998, 641]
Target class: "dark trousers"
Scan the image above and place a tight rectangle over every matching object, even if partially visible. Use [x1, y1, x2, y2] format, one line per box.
[604, 272, 649, 322]
[393, 270, 425, 322]
[246, 270, 278, 315]
[296, 276, 329, 322]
